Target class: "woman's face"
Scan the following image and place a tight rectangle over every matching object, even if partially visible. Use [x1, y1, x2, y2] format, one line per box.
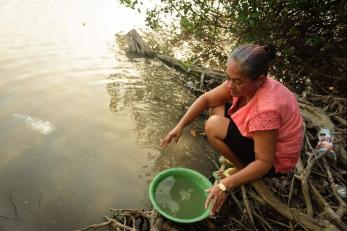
[225, 60, 262, 97]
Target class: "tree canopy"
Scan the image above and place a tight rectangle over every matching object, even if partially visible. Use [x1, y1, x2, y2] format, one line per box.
[120, 0, 347, 97]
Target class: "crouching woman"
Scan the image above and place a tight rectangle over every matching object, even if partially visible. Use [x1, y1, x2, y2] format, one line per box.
[160, 44, 303, 215]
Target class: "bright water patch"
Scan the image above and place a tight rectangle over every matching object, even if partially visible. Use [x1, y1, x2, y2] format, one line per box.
[155, 175, 207, 220]
[12, 114, 55, 135]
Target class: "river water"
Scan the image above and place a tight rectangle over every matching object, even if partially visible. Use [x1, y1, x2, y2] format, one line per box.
[0, 0, 216, 230]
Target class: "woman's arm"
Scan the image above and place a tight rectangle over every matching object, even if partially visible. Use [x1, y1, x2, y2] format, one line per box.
[160, 82, 232, 147]
[177, 83, 232, 129]
[221, 129, 278, 190]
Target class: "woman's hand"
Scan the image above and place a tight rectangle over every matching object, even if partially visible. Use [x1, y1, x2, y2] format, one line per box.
[205, 183, 228, 215]
[160, 126, 183, 148]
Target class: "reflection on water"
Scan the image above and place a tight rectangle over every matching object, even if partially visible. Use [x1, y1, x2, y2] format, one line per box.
[12, 114, 56, 135]
[107, 61, 189, 147]
[106, 58, 217, 174]
[0, 0, 216, 230]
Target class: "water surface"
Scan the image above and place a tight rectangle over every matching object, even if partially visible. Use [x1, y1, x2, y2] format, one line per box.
[0, 1, 216, 230]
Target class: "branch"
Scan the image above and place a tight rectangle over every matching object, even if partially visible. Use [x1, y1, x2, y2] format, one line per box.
[104, 216, 137, 231]
[73, 220, 113, 231]
[309, 183, 347, 230]
[250, 179, 334, 231]
[241, 185, 254, 225]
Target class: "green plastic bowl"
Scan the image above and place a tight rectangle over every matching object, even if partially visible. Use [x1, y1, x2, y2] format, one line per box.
[149, 167, 212, 223]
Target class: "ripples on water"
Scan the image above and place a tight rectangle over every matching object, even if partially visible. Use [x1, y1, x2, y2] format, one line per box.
[0, 0, 216, 230]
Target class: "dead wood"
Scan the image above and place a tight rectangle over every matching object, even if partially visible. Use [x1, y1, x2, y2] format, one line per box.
[149, 210, 163, 231]
[125, 29, 155, 57]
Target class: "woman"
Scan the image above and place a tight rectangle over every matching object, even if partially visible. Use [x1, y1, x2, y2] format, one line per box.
[160, 44, 303, 215]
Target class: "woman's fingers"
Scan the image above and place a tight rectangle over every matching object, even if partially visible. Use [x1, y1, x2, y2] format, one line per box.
[160, 127, 183, 148]
[160, 132, 181, 148]
[160, 135, 176, 148]
[212, 194, 225, 215]
[159, 139, 165, 148]
[160, 134, 172, 147]
[205, 184, 218, 209]
[205, 187, 227, 215]
[204, 191, 213, 209]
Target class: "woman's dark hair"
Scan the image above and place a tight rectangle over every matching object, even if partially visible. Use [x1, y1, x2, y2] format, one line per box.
[228, 43, 276, 80]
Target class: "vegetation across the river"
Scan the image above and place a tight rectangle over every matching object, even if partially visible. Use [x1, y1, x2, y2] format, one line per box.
[120, 0, 346, 97]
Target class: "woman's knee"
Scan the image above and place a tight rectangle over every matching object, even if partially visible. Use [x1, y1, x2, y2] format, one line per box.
[205, 115, 229, 140]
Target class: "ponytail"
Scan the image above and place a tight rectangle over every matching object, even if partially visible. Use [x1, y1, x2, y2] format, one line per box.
[263, 43, 276, 61]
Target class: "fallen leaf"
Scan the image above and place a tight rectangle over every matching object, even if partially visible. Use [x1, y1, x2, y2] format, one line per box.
[190, 129, 197, 137]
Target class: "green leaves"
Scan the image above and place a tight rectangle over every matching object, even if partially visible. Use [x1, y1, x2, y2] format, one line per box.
[118, 0, 142, 10]
[118, 0, 133, 8]
[119, 0, 347, 96]
[180, 16, 194, 33]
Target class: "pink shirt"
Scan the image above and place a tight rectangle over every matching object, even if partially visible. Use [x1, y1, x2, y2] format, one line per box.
[225, 77, 303, 173]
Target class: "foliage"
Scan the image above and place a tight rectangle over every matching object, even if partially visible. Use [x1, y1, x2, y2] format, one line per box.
[119, 0, 347, 96]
